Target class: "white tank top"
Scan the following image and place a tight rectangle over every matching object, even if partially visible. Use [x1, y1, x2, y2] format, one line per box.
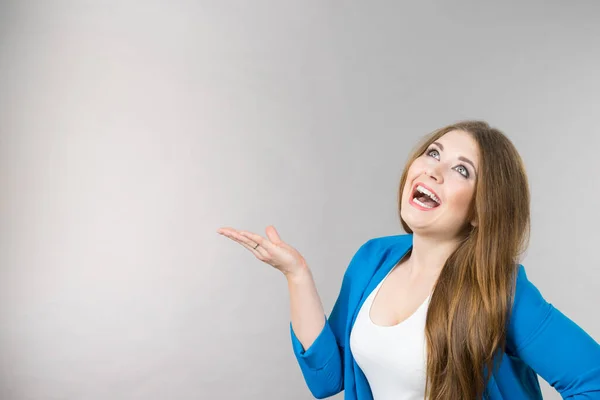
[349, 268, 431, 400]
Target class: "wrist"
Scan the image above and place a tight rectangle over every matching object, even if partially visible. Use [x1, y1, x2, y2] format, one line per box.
[285, 267, 312, 285]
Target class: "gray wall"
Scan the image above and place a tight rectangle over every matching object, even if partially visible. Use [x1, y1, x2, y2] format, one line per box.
[1, 1, 599, 399]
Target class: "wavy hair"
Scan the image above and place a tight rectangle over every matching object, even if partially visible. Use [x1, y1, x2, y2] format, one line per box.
[397, 120, 531, 399]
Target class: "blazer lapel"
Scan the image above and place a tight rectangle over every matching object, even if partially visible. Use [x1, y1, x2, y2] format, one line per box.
[348, 235, 413, 332]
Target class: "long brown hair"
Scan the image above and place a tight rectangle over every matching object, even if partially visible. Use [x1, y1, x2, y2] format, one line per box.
[397, 120, 531, 399]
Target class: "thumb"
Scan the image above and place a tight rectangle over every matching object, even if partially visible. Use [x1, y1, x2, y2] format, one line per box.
[265, 225, 283, 245]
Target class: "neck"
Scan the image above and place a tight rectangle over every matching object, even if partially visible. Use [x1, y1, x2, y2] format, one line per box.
[405, 233, 462, 278]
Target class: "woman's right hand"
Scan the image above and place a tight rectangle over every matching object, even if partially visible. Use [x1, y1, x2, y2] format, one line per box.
[216, 225, 309, 279]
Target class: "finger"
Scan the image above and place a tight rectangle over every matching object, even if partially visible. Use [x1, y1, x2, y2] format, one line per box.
[265, 225, 283, 245]
[239, 231, 274, 252]
[217, 227, 249, 240]
[220, 229, 269, 259]
[238, 239, 267, 258]
[237, 231, 272, 258]
[217, 227, 238, 235]
[218, 228, 269, 257]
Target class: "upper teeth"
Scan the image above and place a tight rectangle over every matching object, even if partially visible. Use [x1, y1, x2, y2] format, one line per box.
[416, 185, 440, 204]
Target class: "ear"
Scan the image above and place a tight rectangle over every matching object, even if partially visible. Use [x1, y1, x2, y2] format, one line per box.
[470, 218, 478, 227]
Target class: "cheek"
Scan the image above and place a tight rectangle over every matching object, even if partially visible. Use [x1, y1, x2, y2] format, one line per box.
[411, 157, 428, 170]
[448, 185, 475, 211]
[405, 159, 426, 182]
[403, 164, 422, 197]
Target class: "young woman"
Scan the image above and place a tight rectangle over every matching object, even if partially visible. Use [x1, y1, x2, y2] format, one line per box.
[217, 120, 600, 399]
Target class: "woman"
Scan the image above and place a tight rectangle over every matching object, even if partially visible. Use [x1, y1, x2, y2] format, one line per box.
[217, 120, 600, 399]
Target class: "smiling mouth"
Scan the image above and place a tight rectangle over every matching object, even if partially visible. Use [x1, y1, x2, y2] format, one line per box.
[411, 184, 441, 209]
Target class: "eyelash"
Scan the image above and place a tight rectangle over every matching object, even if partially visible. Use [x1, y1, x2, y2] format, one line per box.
[426, 148, 470, 178]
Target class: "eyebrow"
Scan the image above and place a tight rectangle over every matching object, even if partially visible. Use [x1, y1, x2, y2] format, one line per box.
[431, 141, 478, 174]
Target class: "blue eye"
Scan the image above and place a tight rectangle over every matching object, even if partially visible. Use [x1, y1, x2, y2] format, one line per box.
[426, 148, 470, 178]
[456, 165, 469, 178]
[427, 149, 440, 159]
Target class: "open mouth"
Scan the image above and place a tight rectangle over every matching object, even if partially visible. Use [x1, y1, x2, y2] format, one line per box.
[411, 183, 441, 209]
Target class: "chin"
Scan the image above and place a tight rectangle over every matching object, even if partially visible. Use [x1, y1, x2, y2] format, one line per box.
[401, 212, 431, 233]
[401, 209, 447, 236]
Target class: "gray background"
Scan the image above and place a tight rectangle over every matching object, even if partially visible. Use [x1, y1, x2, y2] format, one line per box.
[1, 1, 599, 399]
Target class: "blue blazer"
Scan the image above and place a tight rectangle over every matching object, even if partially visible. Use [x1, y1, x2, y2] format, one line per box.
[289, 234, 600, 399]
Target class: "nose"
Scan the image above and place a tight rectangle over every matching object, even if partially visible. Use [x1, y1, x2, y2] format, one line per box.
[424, 163, 443, 183]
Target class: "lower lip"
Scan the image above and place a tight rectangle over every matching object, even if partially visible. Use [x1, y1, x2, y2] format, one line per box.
[409, 196, 440, 211]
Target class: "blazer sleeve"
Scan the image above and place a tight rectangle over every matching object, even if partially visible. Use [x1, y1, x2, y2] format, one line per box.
[289, 240, 371, 399]
[507, 265, 600, 399]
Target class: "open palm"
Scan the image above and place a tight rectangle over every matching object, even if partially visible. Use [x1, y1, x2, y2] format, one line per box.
[216, 225, 307, 277]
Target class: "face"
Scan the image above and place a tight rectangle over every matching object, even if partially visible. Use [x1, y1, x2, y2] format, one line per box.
[401, 129, 480, 239]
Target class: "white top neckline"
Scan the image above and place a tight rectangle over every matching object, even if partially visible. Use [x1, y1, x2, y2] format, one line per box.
[349, 263, 432, 400]
[367, 267, 433, 329]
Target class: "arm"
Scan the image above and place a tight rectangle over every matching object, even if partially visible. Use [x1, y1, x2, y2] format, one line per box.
[288, 269, 327, 354]
[289, 241, 369, 399]
[508, 265, 600, 399]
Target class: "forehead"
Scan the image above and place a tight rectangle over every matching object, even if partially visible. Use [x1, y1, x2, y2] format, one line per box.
[435, 130, 479, 164]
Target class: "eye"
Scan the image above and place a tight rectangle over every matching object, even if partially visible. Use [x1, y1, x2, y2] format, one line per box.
[426, 147, 470, 178]
[456, 165, 469, 178]
[426, 148, 440, 159]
